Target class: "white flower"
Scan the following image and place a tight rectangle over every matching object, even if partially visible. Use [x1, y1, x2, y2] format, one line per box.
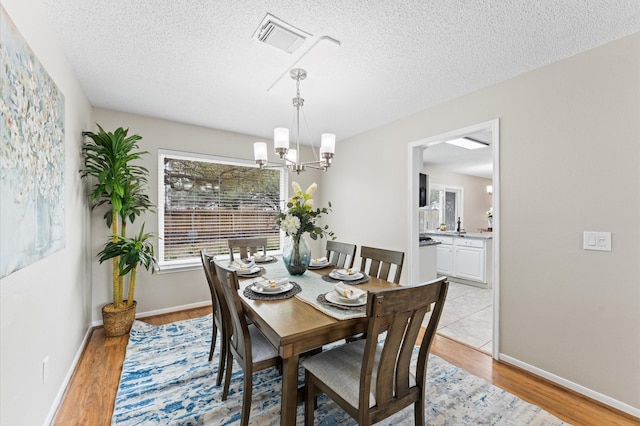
[305, 182, 317, 196]
[281, 214, 300, 235]
[291, 181, 302, 196]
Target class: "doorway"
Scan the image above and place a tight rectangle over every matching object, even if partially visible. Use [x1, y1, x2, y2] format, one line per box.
[407, 119, 499, 359]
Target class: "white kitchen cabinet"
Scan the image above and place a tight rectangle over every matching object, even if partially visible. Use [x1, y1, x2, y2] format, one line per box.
[430, 234, 491, 287]
[454, 238, 485, 282]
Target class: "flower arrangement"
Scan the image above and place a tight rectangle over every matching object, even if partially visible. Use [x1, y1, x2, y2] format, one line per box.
[275, 181, 334, 241]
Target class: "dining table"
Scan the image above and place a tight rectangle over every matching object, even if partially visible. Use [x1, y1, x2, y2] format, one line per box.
[236, 258, 399, 426]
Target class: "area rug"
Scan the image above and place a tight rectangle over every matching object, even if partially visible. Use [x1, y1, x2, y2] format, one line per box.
[112, 315, 567, 425]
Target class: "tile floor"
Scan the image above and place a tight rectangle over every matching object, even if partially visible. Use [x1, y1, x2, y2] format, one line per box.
[423, 280, 493, 354]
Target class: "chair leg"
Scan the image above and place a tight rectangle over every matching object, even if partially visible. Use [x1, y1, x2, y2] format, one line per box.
[241, 369, 253, 426]
[216, 338, 226, 386]
[222, 351, 233, 401]
[209, 323, 217, 362]
[415, 398, 425, 426]
[304, 370, 315, 426]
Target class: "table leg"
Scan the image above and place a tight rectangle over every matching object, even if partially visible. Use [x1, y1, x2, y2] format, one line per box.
[280, 353, 300, 426]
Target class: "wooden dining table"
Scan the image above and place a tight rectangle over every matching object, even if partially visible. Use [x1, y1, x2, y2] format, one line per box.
[237, 261, 399, 426]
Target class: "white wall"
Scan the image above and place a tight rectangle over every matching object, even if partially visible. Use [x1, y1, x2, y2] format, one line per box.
[0, 1, 93, 425]
[90, 109, 324, 321]
[324, 33, 640, 414]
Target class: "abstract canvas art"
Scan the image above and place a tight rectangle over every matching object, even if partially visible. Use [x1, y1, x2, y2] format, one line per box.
[0, 5, 65, 279]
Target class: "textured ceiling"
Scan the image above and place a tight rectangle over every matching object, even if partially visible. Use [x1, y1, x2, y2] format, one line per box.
[41, 0, 640, 151]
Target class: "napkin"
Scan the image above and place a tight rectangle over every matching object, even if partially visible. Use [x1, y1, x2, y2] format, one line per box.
[334, 282, 366, 300]
[310, 256, 328, 266]
[251, 253, 269, 262]
[333, 268, 360, 279]
[253, 277, 289, 291]
[229, 259, 256, 271]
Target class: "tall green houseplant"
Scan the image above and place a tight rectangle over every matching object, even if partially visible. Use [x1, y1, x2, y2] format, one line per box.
[80, 125, 154, 310]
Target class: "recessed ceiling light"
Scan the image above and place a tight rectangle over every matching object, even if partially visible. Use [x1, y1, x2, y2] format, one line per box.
[445, 137, 489, 150]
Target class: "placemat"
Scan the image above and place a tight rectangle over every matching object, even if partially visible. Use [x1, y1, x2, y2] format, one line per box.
[243, 281, 301, 300]
[321, 272, 370, 285]
[316, 293, 367, 312]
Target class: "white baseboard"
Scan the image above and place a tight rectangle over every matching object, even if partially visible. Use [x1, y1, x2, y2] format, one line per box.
[45, 325, 93, 426]
[90, 300, 212, 328]
[499, 353, 640, 419]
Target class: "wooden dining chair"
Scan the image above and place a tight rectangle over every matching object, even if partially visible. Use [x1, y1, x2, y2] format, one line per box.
[303, 277, 449, 426]
[213, 261, 281, 426]
[228, 237, 268, 261]
[325, 240, 357, 269]
[359, 245, 405, 284]
[199, 251, 229, 387]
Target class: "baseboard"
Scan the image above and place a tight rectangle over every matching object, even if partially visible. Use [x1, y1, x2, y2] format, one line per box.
[45, 325, 94, 426]
[499, 353, 640, 419]
[90, 300, 212, 328]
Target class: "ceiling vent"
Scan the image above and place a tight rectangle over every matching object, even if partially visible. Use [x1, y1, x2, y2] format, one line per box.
[253, 13, 310, 54]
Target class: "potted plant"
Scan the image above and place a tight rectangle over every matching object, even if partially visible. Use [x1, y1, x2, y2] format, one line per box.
[80, 125, 155, 336]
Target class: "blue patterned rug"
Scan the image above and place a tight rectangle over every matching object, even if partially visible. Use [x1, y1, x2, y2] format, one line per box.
[112, 315, 567, 425]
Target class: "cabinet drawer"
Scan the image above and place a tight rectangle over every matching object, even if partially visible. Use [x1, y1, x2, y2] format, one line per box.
[454, 238, 484, 248]
[431, 236, 453, 245]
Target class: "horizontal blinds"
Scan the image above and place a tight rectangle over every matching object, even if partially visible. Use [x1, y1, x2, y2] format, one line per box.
[161, 155, 282, 262]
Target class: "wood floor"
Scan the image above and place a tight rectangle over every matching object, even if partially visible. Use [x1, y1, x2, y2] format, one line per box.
[53, 306, 639, 426]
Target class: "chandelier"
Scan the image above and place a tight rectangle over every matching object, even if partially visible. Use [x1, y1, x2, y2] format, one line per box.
[253, 68, 335, 174]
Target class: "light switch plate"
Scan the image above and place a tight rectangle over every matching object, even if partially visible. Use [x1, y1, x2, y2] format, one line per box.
[583, 231, 611, 251]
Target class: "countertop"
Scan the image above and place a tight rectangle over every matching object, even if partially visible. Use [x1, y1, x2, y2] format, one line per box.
[422, 231, 492, 240]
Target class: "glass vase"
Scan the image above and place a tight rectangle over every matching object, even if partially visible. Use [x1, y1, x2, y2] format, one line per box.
[283, 234, 311, 275]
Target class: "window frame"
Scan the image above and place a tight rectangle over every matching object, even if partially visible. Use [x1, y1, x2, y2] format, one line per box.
[429, 183, 464, 231]
[157, 149, 287, 273]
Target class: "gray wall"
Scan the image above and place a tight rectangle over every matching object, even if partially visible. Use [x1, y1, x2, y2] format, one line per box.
[90, 108, 324, 322]
[323, 33, 640, 413]
[0, 1, 93, 425]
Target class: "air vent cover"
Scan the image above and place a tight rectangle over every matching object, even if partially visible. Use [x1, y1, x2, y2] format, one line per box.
[253, 13, 309, 54]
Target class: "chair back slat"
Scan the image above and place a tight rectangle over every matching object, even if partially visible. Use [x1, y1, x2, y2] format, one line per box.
[326, 240, 357, 269]
[360, 277, 448, 412]
[228, 237, 268, 261]
[359, 246, 405, 283]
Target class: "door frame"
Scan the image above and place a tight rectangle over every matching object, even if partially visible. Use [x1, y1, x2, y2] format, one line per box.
[407, 118, 500, 359]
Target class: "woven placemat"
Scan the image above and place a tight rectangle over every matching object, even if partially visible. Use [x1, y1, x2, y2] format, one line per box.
[321, 272, 370, 285]
[316, 293, 367, 312]
[243, 281, 301, 301]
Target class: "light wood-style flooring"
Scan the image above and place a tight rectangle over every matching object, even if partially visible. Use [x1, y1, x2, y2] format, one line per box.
[53, 306, 638, 425]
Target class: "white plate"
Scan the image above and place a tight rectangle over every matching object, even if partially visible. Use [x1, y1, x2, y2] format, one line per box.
[310, 260, 329, 267]
[251, 282, 293, 294]
[329, 270, 364, 281]
[253, 256, 274, 263]
[236, 267, 262, 276]
[325, 291, 366, 306]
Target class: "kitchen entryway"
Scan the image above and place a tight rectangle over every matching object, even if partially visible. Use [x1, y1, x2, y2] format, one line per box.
[423, 280, 493, 354]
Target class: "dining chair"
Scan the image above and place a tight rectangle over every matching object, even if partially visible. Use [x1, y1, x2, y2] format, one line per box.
[199, 250, 229, 387]
[303, 276, 449, 426]
[325, 240, 357, 269]
[228, 237, 268, 261]
[359, 245, 405, 284]
[213, 261, 281, 426]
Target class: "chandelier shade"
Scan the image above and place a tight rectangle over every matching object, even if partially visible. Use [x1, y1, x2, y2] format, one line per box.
[254, 68, 335, 174]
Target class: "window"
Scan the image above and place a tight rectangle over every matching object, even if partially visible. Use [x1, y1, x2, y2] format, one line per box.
[158, 150, 286, 270]
[429, 184, 463, 231]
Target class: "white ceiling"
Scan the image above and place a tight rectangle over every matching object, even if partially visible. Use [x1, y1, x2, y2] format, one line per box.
[41, 1, 640, 153]
[423, 129, 494, 179]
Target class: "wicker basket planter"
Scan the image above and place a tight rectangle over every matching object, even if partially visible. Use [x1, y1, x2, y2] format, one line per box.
[102, 301, 137, 337]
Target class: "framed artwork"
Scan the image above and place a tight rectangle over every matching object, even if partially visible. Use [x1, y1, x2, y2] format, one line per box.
[0, 5, 65, 279]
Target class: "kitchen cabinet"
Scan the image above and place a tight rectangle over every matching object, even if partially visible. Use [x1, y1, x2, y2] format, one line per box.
[429, 233, 491, 287]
